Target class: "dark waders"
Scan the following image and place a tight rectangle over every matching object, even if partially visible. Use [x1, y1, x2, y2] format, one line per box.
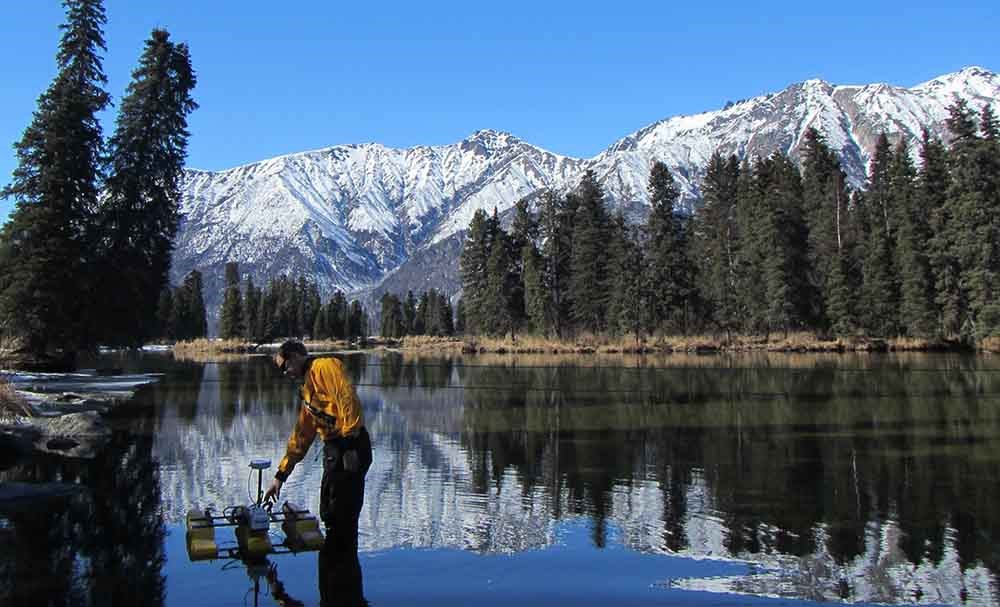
[320, 427, 372, 550]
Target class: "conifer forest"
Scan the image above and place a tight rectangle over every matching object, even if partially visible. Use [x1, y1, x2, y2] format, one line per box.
[460, 104, 1000, 344]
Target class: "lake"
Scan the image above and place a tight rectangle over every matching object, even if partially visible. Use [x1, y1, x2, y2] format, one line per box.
[2, 350, 999, 606]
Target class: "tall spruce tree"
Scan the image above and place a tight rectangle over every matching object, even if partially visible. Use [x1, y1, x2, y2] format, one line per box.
[694, 152, 742, 339]
[893, 140, 936, 337]
[538, 189, 572, 337]
[508, 197, 537, 334]
[522, 241, 548, 335]
[0, 0, 111, 358]
[459, 209, 492, 335]
[219, 262, 244, 339]
[646, 162, 692, 334]
[859, 135, 900, 336]
[755, 154, 810, 336]
[482, 229, 515, 337]
[944, 99, 983, 340]
[570, 171, 610, 334]
[243, 277, 259, 342]
[800, 128, 852, 333]
[96, 28, 196, 346]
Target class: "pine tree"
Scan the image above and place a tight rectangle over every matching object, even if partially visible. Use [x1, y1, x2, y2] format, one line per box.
[415, 291, 429, 335]
[570, 170, 610, 334]
[919, 131, 956, 336]
[155, 288, 173, 341]
[607, 214, 649, 343]
[455, 298, 466, 334]
[694, 152, 742, 339]
[522, 242, 548, 335]
[0, 0, 111, 358]
[219, 262, 244, 339]
[754, 154, 810, 336]
[403, 291, 418, 336]
[459, 209, 492, 335]
[893, 140, 936, 337]
[976, 105, 1000, 335]
[860, 135, 900, 336]
[95, 28, 196, 346]
[508, 197, 536, 334]
[538, 189, 573, 337]
[483, 229, 515, 337]
[243, 277, 259, 342]
[646, 162, 692, 334]
[801, 128, 852, 333]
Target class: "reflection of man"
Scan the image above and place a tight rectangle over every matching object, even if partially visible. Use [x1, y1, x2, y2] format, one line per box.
[263, 535, 367, 607]
[264, 340, 372, 548]
[319, 535, 367, 606]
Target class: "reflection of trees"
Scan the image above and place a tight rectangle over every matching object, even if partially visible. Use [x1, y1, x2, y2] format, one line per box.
[456, 355, 1000, 573]
[0, 431, 166, 606]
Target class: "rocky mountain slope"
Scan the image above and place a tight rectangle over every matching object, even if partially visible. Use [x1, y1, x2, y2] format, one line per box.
[171, 67, 1000, 327]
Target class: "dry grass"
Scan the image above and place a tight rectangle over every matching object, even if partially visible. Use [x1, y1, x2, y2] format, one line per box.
[451, 331, 965, 355]
[172, 338, 259, 362]
[400, 335, 462, 351]
[0, 376, 31, 423]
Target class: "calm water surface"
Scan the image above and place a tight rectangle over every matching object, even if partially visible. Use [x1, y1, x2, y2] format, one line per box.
[3, 351, 1000, 606]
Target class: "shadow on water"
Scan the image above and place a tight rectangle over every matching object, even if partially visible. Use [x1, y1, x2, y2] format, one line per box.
[4, 349, 1000, 605]
[0, 429, 166, 606]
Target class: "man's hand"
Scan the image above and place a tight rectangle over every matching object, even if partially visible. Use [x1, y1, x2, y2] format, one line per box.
[263, 477, 283, 505]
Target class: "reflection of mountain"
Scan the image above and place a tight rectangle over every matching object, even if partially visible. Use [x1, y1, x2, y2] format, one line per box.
[146, 354, 1000, 605]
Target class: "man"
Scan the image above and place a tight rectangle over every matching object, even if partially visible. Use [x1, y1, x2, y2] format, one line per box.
[264, 340, 372, 548]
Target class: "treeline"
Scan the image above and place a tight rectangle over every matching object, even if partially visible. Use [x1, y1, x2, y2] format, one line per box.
[0, 0, 197, 356]
[153, 270, 208, 341]
[216, 262, 368, 343]
[461, 99, 1000, 342]
[379, 289, 456, 338]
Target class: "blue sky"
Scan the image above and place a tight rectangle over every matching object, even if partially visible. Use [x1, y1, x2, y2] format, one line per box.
[1, 0, 998, 219]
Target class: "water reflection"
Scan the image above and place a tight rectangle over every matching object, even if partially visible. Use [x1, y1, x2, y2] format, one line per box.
[0, 431, 165, 606]
[6, 351, 1000, 605]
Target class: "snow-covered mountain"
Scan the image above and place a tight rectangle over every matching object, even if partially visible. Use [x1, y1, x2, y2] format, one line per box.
[172, 67, 1000, 325]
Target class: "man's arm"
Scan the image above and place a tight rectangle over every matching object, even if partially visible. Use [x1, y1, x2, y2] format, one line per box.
[264, 403, 317, 503]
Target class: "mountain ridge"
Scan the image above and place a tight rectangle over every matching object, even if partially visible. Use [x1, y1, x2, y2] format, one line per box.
[172, 67, 1000, 331]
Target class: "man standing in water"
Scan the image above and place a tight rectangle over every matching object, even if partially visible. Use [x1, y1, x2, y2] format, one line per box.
[264, 340, 372, 549]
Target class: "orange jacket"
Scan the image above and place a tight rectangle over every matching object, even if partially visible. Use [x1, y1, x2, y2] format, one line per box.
[275, 357, 365, 481]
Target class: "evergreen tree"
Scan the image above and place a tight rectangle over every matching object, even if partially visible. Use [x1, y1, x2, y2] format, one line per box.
[570, 170, 610, 333]
[403, 291, 418, 336]
[482, 229, 515, 336]
[95, 28, 196, 346]
[455, 298, 466, 334]
[859, 135, 900, 336]
[522, 241, 548, 335]
[920, 130, 958, 336]
[801, 128, 852, 333]
[459, 209, 492, 335]
[379, 293, 404, 338]
[607, 215, 649, 342]
[0, 0, 111, 357]
[508, 197, 536, 333]
[753, 154, 810, 336]
[243, 277, 259, 342]
[893, 140, 936, 337]
[219, 262, 244, 339]
[646, 162, 692, 333]
[155, 288, 173, 341]
[538, 189, 572, 337]
[694, 152, 742, 339]
[415, 291, 429, 335]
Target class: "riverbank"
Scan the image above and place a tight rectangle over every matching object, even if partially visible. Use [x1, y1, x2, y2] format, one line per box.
[402, 333, 992, 355]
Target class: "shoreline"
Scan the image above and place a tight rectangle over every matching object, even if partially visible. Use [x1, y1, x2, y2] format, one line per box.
[155, 333, 1000, 358]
